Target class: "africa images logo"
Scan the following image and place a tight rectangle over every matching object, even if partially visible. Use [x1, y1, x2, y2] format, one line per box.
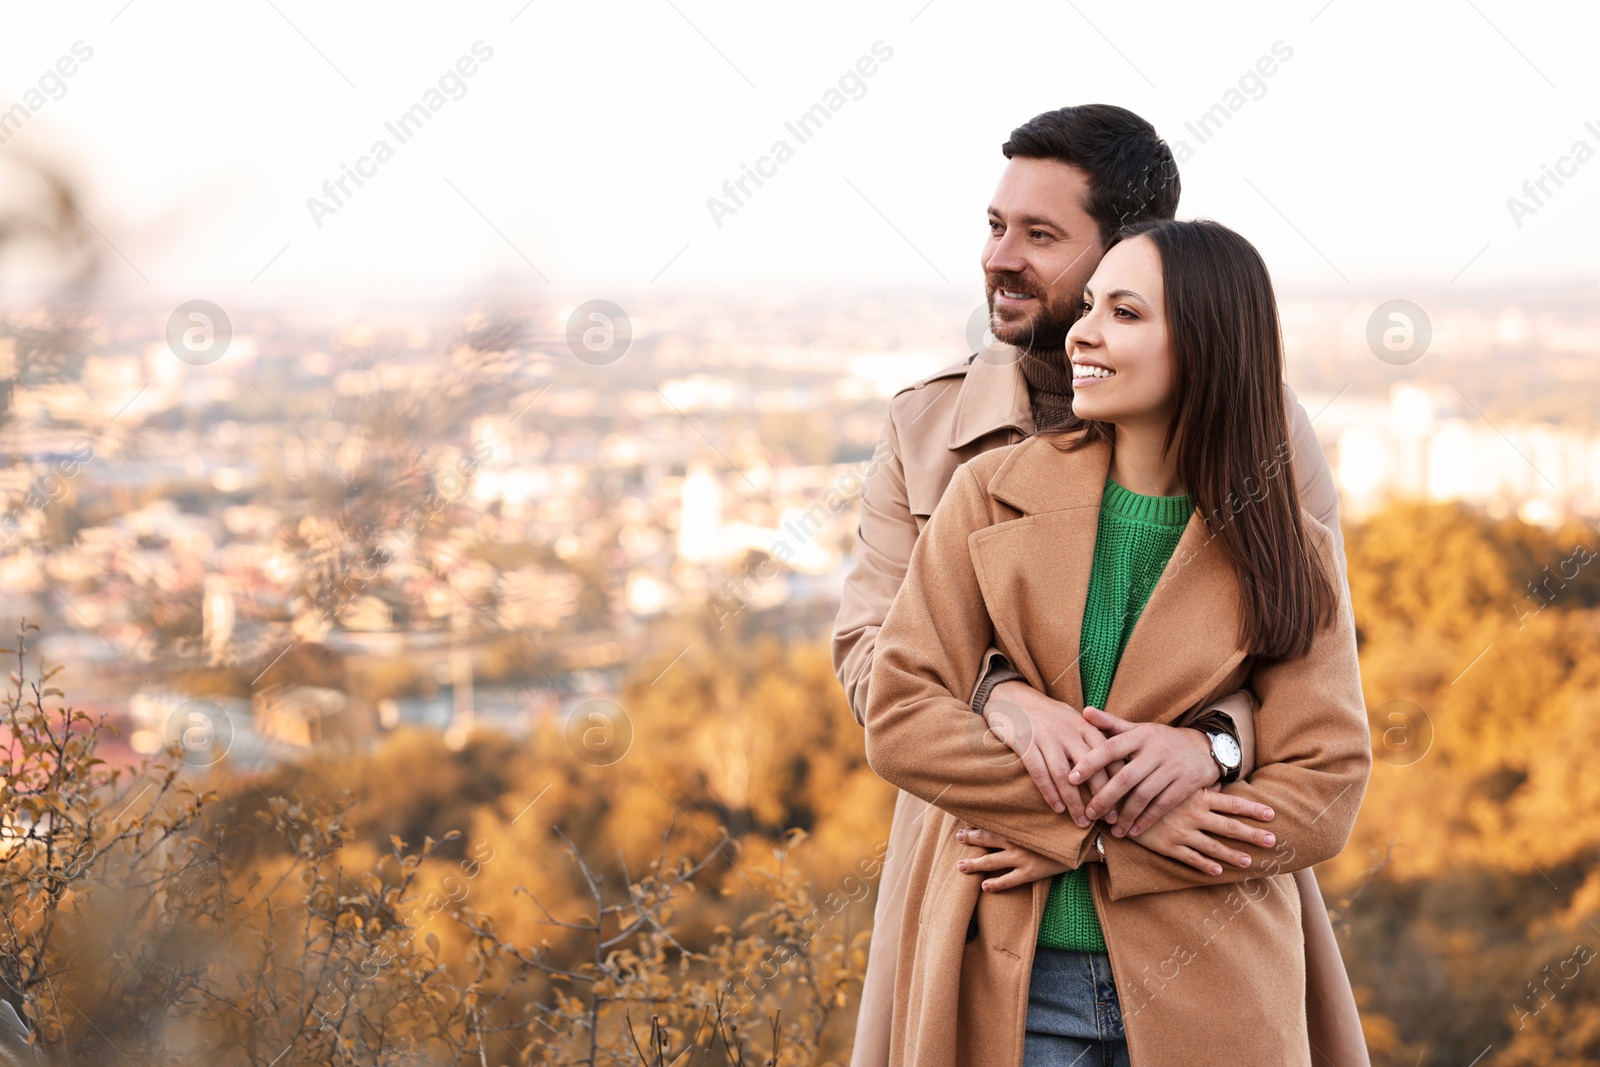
[704, 41, 894, 228]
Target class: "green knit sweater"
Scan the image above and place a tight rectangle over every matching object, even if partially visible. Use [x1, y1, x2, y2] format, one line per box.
[1037, 477, 1192, 951]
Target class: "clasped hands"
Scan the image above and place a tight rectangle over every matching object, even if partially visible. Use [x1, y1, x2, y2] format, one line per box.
[956, 681, 1276, 891]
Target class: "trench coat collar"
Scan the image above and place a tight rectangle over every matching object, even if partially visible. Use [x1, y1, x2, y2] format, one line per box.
[947, 350, 1034, 449]
[972, 433, 1250, 723]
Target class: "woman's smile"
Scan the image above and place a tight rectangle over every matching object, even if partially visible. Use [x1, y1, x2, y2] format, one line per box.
[1070, 358, 1115, 384]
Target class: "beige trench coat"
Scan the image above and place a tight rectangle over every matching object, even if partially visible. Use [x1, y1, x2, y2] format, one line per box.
[833, 353, 1370, 1066]
[862, 432, 1372, 1066]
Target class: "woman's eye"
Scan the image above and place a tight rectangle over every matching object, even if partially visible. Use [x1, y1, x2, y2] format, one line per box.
[1114, 305, 1137, 319]
[1079, 300, 1092, 313]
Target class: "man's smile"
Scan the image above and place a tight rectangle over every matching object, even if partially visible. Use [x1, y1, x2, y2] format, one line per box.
[994, 288, 1037, 307]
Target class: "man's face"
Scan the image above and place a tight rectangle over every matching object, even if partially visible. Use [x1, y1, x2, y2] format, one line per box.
[981, 157, 1105, 356]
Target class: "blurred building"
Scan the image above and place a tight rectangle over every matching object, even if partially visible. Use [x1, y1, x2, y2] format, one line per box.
[677, 462, 722, 562]
[253, 683, 346, 748]
[1326, 384, 1600, 524]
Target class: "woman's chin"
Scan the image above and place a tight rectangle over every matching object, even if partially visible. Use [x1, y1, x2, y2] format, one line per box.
[1070, 399, 1114, 423]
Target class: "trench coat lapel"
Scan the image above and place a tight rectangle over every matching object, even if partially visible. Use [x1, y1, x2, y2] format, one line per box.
[947, 349, 1034, 448]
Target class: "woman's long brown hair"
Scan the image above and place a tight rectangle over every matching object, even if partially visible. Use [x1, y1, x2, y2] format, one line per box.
[1059, 217, 1338, 660]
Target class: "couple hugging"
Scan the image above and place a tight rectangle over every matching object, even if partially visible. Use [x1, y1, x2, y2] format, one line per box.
[832, 104, 1373, 1066]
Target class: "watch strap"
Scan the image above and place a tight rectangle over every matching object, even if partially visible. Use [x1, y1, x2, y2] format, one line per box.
[1186, 709, 1242, 784]
[1184, 707, 1238, 743]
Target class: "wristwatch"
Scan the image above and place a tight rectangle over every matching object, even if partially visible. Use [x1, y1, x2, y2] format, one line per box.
[1184, 706, 1243, 786]
[1202, 727, 1243, 785]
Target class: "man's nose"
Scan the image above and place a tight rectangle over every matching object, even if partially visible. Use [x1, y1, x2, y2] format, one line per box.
[983, 231, 1028, 276]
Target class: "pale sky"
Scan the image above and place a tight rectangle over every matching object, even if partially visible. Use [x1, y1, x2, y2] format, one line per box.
[0, 0, 1596, 307]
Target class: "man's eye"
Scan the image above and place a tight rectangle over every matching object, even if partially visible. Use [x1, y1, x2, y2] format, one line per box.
[988, 220, 1003, 233]
[1030, 230, 1050, 240]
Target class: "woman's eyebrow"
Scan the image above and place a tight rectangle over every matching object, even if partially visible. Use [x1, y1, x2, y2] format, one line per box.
[1104, 288, 1147, 303]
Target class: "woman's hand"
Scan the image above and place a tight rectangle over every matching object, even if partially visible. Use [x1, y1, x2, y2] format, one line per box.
[1067, 706, 1222, 836]
[1124, 784, 1277, 875]
[984, 682, 1130, 827]
[954, 823, 1069, 892]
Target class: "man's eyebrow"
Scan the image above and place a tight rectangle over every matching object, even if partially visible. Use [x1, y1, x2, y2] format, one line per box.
[986, 207, 1066, 230]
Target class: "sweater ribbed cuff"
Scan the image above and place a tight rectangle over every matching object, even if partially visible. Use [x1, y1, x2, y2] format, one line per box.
[972, 654, 1027, 715]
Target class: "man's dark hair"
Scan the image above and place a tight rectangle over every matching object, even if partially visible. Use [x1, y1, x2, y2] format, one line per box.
[1002, 104, 1180, 246]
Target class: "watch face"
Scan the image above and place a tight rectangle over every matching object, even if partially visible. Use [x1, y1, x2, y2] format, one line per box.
[1211, 732, 1242, 767]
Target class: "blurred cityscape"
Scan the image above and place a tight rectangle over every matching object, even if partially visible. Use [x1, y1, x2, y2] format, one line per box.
[2, 284, 1597, 775]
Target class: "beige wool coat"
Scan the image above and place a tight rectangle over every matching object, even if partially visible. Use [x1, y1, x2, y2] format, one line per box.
[862, 431, 1372, 1066]
[834, 353, 1370, 1067]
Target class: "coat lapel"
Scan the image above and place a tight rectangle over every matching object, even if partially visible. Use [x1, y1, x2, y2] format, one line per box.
[966, 434, 1109, 711]
[969, 512, 1098, 710]
[1107, 512, 1249, 724]
[966, 432, 1248, 724]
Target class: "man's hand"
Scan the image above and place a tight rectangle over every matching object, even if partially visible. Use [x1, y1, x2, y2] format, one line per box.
[983, 681, 1129, 826]
[1065, 706, 1221, 837]
[1124, 784, 1277, 875]
[954, 823, 1070, 892]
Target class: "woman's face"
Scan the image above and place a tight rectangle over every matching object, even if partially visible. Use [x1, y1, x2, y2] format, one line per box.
[1065, 235, 1177, 430]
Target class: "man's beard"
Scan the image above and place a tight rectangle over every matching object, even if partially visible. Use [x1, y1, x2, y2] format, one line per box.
[985, 271, 1082, 355]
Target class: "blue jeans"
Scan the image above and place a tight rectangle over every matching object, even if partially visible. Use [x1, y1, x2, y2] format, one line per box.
[1022, 946, 1131, 1067]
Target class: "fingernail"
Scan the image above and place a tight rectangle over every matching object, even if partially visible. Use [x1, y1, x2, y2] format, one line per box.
[1084, 807, 1095, 819]
[1263, 808, 1274, 818]
[956, 830, 965, 841]
[958, 861, 967, 871]
[1069, 772, 1081, 783]
[1211, 866, 1222, 874]
[1239, 856, 1250, 866]
[1113, 827, 1123, 837]
[1076, 817, 1088, 827]
[1263, 834, 1274, 845]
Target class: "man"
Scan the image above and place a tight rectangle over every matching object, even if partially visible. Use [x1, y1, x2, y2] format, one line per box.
[832, 104, 1367, 1067]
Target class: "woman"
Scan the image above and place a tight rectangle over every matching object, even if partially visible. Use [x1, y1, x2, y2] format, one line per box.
[863, 218, 1372, 1066]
